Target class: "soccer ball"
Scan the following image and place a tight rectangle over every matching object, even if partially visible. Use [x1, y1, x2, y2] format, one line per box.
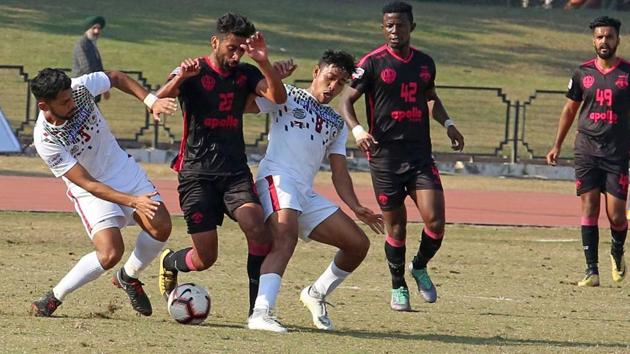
[167, 283, 211, 325]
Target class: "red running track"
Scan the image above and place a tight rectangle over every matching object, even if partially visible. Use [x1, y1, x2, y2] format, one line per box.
[0, 175, 607, 228]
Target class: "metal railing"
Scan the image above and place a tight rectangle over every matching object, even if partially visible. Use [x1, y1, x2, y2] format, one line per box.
[0, 65, 570, 162]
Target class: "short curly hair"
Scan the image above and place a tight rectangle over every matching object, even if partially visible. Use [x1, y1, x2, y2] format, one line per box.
[216, 13, 256, 37]
[589, 16, 621, 34]
[31, 68, 71, 101]
[382, 1, 413, 24]
[318, 50, 356, 77]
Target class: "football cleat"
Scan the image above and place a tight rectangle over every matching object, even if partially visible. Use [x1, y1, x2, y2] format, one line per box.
[610, 253, 626, 283]
[247, 308, 287, 333]
[31, 290, 62, 317]
[409, 264, 438, 303]
[390, 286, 411, 311]
[159, 248, 178, 300]
[577, 269, 600, 287]
[299, 286, 333, 331]
[112, 268, 152, 316]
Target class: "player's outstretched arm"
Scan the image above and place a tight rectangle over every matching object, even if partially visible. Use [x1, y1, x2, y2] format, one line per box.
[546, 99, 581, 166]
[63, 163, 160, 219]
[329, 154, 384, 234]
[244, 60, 297, 114]
[105, 71, 178, 121]
[426, 88, 465, 151]
[245, 32, 287, 104]
[339, 87, 378, 153]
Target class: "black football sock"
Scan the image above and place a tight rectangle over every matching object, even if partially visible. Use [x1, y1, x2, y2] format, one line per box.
[247, 254, 265, 316]
[412, 228, 443, 269]
[581, 225, 599, 272]
[385, 237, 407, 289]
[164, 247, 193, 273]
[611, 226, 627, 258]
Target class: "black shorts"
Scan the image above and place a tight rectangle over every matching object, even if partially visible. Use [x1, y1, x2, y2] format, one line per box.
[574, 153, 629, 200]
[369, 156, 443, 211]
[178, 171, 260, 234]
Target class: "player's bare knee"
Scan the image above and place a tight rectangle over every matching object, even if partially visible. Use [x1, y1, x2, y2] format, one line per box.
[151, 218, 172, 241]
[97, 247, 124, 270]
[426, 218, 445, 235]
[347, 233, 370, 260]
[389, 225, 406, 240]
[609, 215, 627, 230]
[242, 222, 267, 243]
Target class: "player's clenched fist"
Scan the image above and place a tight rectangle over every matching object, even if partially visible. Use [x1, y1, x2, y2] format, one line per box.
[178, 58, 201, 78]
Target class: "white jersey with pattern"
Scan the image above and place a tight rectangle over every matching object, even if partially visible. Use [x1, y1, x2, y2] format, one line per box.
[255, 84, 348, 187]
[33, 72, 142, 192]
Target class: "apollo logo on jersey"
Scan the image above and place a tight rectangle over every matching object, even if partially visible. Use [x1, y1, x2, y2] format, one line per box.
[203, 115, 239, 129]
[380, 68, 397, 84]
[582, 75, 595, 89]
[390, 107, 423, 122]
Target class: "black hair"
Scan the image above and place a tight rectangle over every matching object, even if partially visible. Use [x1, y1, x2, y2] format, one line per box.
[30, 68, 71, 101]
[382, 1, 414, 24]
[216, 13, 256, 37]
[589, 16, 621, 34]
[318, 50, 356, 76]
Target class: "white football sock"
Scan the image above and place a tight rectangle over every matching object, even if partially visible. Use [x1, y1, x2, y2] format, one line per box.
[123, 231, 165, 279]
[310, 261, 350, 298]
[253, 273, 282, 311]
[52, 251, 105, 301]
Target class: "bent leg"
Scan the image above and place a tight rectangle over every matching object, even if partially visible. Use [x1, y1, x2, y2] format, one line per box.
[53, 225, 123, 301]
[409, 189, 445, 269]
[308, 210, 370, 297]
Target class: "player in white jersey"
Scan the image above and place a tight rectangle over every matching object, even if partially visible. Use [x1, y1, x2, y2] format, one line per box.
[246, 51, 384, 332]
[29, 68, 178, 317]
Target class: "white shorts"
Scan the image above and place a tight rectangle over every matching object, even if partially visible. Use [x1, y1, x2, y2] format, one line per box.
[66, 170, 161, 239]
[256, 174, 338, 241]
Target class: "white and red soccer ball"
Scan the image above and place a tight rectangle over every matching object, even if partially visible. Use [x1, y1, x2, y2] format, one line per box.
[167, 283, 211, 325]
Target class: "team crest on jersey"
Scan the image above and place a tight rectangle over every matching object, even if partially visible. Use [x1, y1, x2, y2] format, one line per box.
[582, 75, 595, 89]
[352, 67, 365, 80]
[380, 68, 397, 84]
[236, 74, 247, 88]
[292, 107, 306, 119]
[201, 75, 215, 91]
[419, 66, 431, 82]
[615, 74, 628, 89]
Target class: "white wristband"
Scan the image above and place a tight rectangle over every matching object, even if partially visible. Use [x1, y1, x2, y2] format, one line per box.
[351, 125, 367, 140]
[143, 93, 158, 109]
[443, 118, 455, 128]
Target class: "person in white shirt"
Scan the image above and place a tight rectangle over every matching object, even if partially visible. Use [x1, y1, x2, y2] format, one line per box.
[29, 68, 177, 317]
[246, 51, 384, 332]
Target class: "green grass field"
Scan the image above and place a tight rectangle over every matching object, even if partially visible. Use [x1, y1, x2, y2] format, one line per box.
[1, 211, 629, 353]
[2, 1, 630, 156]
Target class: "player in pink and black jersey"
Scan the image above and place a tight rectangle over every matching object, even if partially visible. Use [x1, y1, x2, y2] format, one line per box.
[547, 16, 628, 287]
[340, 1, 464, 311]
[155, 13, 287, 321]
